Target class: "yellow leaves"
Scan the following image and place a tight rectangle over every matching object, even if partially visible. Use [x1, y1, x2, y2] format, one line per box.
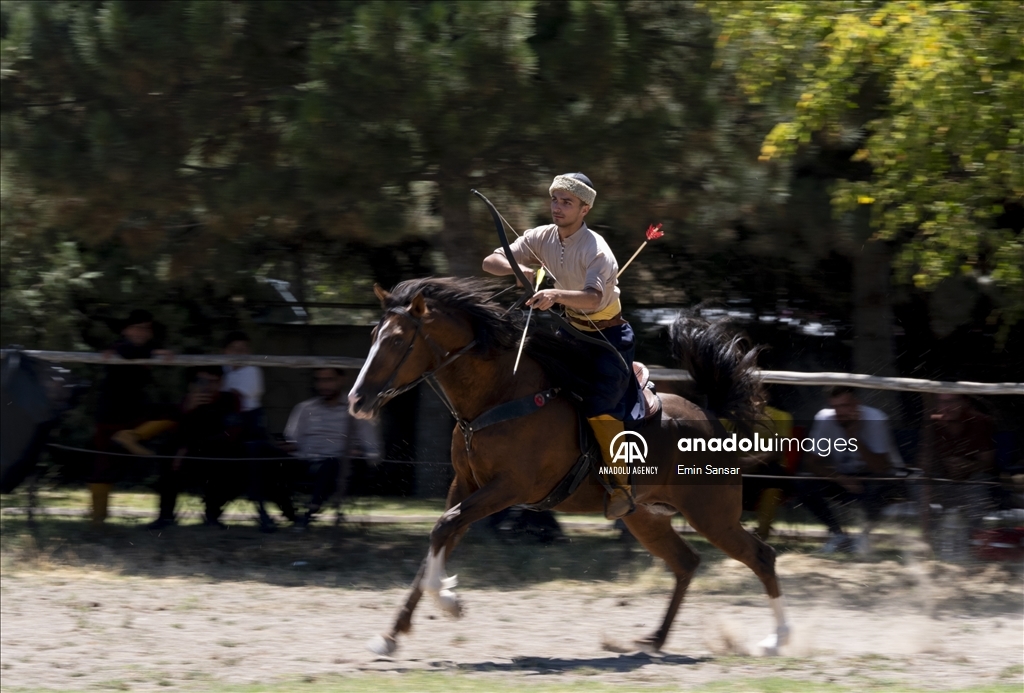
[852, 149, 871, 162]
[759, 144, 779, 162]
[870, 14, 884, 27]
[858, 195, 876, 204]
[909, 54, 928, 69]
[898, 14, 913, 24]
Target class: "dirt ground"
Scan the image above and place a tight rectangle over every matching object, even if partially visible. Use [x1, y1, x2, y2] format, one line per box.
[1, 516, 1022, 692]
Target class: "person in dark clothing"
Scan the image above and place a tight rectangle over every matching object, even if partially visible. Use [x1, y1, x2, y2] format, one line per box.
[91, 309, 173, 526]
[153, 366, 244, 528]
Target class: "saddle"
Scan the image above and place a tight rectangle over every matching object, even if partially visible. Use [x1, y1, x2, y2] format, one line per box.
[490, 361, 662, 513]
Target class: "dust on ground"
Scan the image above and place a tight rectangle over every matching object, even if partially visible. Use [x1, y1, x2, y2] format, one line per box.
[1, 516, 1021, 691]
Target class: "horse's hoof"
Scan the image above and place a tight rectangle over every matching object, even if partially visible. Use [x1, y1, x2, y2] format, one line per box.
[633, 636, 663, 654]
[756, 627, 789, 656]
[366, 634, 398, 656]
[436, 589, 463, 618]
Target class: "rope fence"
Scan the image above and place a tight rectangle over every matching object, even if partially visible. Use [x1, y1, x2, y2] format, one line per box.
[4, 349, 1023, 395]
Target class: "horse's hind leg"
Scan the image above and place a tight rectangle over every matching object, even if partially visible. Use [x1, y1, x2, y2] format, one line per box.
[687, 514, 790, 654]
[622, 509, 701, 652]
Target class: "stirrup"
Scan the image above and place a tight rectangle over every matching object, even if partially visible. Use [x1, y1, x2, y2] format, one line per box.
[605, 487, 636, 520]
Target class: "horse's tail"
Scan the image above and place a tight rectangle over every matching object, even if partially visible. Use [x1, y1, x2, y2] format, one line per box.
[669, 311, 765, 432]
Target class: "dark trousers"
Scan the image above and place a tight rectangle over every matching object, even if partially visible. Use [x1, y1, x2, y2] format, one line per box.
[796, 477, 887, 535]
[154, 455, 245, 523]
[246, 440, 298, 521]
[558, 323, 636, 419]
[305, 457, 350, 515]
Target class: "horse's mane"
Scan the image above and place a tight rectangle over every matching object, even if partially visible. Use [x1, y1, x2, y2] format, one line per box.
[384, 276, 591, 392]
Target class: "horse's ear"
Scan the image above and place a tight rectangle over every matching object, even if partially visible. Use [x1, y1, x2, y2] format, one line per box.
[373, 283, 390, 306]
[409, 292, 428, 318]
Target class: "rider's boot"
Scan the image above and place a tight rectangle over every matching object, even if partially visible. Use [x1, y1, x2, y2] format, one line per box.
[588, 414, 636, 520]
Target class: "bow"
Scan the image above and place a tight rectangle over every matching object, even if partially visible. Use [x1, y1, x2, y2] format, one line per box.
[470, 189, 631, 369]
[472, 190, 534, 311]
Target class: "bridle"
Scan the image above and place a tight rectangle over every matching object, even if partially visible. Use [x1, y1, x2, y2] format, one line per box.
[373, 306, 477, 415]
[371, 302, 561, 455]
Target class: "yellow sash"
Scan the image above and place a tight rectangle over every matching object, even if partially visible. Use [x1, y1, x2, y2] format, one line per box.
[565, 298, 622, 331]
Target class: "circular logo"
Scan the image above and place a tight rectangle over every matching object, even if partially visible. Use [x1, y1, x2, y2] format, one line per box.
[609, 430, 648, 464]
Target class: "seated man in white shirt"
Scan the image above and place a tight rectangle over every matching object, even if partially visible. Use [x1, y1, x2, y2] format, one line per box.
[222, 331, 266, 436]
[798, 385, 904, 554]
[221, 331, 297, 530]
[284, 367, 379, 527]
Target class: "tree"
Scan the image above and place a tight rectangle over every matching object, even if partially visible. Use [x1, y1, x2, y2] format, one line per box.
[708, 0, 1024, 359]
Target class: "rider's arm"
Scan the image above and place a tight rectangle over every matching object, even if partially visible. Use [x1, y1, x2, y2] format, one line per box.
[482, 251, 533, 278]
[526, 287, 602, 312]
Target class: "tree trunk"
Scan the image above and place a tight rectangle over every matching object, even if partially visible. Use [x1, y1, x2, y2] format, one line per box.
[852, 238, 899, 416]
[438, 182, 485, 277]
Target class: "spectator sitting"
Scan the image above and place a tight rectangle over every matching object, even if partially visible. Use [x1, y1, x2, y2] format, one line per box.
[740, 401, 795, 541]
[219, 331, 295, 531]
[153, 365, 244, 529]
[924, 393, 997, 533]
[221, 331, 265, 437]
[93, 309, 174, 526]
[797, 385, 904, 555]
[283, 367, 379, 528]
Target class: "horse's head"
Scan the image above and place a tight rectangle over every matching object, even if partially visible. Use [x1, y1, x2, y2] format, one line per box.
[350, 280, 450, 415]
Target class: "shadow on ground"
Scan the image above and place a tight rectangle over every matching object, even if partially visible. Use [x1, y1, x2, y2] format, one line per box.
[1, 514, 733, 591]
[449, 652, 709, 673]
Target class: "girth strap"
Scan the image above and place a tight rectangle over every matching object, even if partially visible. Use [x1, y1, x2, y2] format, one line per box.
[457, 387, 560, 452]
[467, 387, 560, 435]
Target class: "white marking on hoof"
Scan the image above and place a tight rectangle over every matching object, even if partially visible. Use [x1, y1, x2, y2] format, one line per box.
[757, 632, 780, 656]
[759, 595, 790, 655]
[436, 587, 462, 618]
[757, 625, 790, 656]
[423, 549, 461, 617]
[366, 634, 397, 656]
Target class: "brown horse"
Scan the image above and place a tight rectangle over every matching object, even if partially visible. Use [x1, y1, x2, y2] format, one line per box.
[349, 277, 789, 656]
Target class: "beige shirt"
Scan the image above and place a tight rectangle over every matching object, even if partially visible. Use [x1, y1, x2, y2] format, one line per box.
[284, 397, 381, 460]
[496, 224, 621, 316]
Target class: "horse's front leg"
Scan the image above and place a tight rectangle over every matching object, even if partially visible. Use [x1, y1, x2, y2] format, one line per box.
[421, 478, 517, 617]
[367, 475, 514, 655]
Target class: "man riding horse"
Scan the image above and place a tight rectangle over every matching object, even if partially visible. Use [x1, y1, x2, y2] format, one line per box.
[482, 173, 638, 520]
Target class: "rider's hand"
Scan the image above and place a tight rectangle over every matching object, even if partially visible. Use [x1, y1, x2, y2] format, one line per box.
[515, 266, 536, 289]
[526, 289, 559, 311]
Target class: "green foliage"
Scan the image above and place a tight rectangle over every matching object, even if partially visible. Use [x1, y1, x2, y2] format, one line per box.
[709, 1, 1024, 329]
